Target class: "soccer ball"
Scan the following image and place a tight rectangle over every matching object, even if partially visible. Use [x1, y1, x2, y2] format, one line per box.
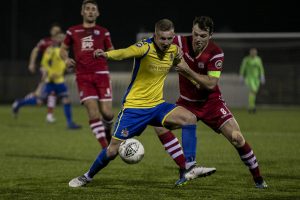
[118, 138, 144, 164]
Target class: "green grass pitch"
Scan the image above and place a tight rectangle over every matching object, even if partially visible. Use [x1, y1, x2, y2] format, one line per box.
[0, 105, 299, 199]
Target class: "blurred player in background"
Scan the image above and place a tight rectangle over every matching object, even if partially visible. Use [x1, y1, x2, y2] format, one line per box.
[68, 18, 215, 188]
[154, 16, 267, 188]
[60, 0, 115, 147]
[40, 33, 81, 129]
[12, 23, 62, 122]
[239, 48, 266, 113]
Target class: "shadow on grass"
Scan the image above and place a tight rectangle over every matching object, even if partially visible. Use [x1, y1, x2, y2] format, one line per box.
[5, 153, 90, 162]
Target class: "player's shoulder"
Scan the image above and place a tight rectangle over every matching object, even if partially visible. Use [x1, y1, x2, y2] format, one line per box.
[94, 24, 109, 31]
[207, 40, 223, 55]
[66, 24, 83, 35]
[135, 37, 152, 47]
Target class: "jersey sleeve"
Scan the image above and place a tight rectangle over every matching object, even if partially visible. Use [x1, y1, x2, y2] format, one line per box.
[207, 51, 224, 78]
[63, 29, 73, 47]
[103, 29, 114, 50]
[106, 41, 150, 61]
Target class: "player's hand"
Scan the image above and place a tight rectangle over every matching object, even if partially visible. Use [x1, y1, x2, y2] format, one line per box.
[94, 49, 107, 58]
[175, 59, 190, 75]
[28, 63, 36, 74]
[65, 58, 76, 68]
[173, 47, 183, 65]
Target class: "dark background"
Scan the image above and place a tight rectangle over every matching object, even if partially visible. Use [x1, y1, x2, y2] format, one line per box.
[1, 0, 300, 60]
[1, 0, 300, 105]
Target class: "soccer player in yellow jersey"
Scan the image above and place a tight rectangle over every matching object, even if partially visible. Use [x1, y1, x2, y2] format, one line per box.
[69, 19, 215, 187]
[40, 33, 81, 129]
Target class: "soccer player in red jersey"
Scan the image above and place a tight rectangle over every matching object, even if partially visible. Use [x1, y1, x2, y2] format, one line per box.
[12, 23, 62, 122]
[155, 16, 267, 188]
[60, 0, 114, 148]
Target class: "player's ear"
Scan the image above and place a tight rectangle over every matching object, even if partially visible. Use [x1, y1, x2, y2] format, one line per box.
[96, 8, 100, 17]
[81, 6, 84, 16]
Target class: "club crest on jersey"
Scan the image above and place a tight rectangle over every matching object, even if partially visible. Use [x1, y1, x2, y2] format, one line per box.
[197, 62, 205, 69]
[215, 60, 223, 69]
[94, 30, 100, 35]
[121, 128, 129, 137]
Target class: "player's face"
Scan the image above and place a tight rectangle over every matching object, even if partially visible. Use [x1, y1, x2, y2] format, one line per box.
[50, 26, 61, 37]
[192, 24, 211, 51]
[250, 48, 257, 57]
[81, 3, 99, 23]
[154, 29, 175, 52]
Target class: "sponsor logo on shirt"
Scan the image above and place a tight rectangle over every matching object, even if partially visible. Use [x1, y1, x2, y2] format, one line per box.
[75, 29, 84, 33]
[81, 35, 94, 51]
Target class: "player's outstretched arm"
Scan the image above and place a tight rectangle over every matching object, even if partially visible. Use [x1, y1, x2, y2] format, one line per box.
[28, 47, 39, 73]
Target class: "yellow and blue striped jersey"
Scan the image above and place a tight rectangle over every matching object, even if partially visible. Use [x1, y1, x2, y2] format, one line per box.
[41, 46, 66, 84]
[107, 38, 179, 108]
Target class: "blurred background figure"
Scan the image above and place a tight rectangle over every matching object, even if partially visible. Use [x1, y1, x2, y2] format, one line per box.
[12, 23, 62, 122]
[239, 48, 265, 113]
[40, 32, 81, 129]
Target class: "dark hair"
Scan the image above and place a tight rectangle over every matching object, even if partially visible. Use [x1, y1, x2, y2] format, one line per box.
[193, 16, 214, 35]
[82, 0, 98, 7]
[50, 22, 61, 29]
[155, 19, 174, 32]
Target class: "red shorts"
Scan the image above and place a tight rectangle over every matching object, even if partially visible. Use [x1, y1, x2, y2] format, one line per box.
[76, 73, 112, 103]
[176, 96, 233, 133]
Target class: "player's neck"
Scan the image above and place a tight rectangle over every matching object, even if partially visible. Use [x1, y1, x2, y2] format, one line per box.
[83, 22, 96, 28]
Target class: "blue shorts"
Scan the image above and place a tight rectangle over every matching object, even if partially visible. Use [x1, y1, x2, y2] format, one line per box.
[41, 83, 68, 99]
[113, 102, 176, 140]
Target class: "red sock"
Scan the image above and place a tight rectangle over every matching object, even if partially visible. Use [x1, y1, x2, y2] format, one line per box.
[89, 119, 108, 148]
[236, 142, 262, 182]
[158, 131, 186, 169]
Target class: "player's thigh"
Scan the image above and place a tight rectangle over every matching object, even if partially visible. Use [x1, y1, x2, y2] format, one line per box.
[164, 106, 196, 128]
[83, 99, 100, 119]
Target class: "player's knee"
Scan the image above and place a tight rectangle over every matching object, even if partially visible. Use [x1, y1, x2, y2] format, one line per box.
[154, 127, 168, 135]
[231, 131, 245, 147]
[183, 113, 197, 125]
[102, 112, 114, 122]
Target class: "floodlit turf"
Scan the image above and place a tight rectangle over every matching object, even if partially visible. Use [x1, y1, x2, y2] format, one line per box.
[0, 105, 299, 200]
